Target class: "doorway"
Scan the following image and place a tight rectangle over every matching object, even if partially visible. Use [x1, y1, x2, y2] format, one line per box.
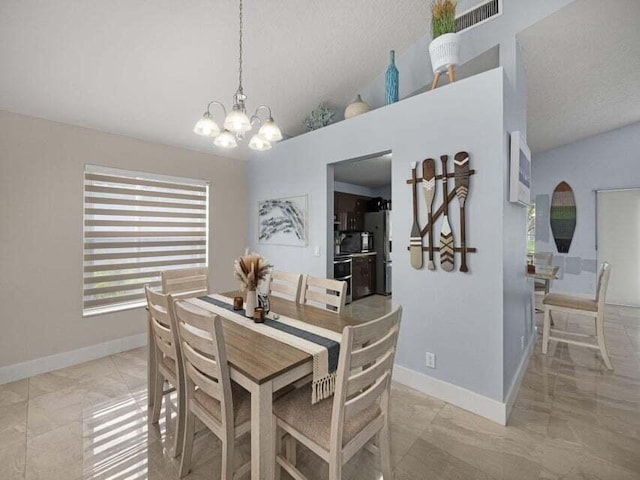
[328, 152, 392, 306]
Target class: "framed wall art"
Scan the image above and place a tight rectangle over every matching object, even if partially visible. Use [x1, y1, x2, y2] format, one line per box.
[257, 195, 308, 246]
[509, 131, 531, 206]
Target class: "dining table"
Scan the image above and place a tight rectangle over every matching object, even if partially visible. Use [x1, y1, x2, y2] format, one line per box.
[148, 290, 365, 480]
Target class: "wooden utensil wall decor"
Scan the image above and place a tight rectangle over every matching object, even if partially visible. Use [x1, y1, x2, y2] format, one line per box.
[421, 158, 437, 270]
[439, 156, 455, 272]
[405, 151, 477, 272]
[454, 152, 470, 272]
[410, 162, 424, 269]
[550, 181, 577, 253]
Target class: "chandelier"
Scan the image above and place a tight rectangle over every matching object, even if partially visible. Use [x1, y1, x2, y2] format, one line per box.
[193, 0, 282, 151]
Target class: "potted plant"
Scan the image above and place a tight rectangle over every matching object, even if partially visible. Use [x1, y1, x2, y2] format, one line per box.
[234, 250, 271, 317]
[428, 0, 460, 76]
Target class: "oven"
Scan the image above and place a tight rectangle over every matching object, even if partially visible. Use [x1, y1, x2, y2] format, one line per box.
[333, 256, 352, 304]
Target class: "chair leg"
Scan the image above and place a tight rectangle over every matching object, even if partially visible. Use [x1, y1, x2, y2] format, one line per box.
[221, 431, 235, 480]
[172, 382, 186, 458]
[285, 435, 296, 466]
[542, 307, 551, 355]
[596, 313, 613, 370]
[378, 424, 392, 479]
[274, 422, 282, 480]
[447, 64, 455, 83]
[328, 452, 342, 480]
[179, 410, 196, 478]
[151, 370, 164, 424]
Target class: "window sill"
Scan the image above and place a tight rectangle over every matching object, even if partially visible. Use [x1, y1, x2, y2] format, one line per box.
[83, 300, 147, 318]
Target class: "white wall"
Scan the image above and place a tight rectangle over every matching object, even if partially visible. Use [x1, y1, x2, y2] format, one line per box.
[532, 121, 640, 295]
[334, 181, 377, 198]
[0, 110, 247, 370]
[248, 69, 509, 402]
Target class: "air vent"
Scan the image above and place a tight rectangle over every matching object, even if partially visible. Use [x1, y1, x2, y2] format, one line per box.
[455, 0, 501, 33]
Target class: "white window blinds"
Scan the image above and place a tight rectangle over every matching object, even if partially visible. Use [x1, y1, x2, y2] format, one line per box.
[83, 165, 208, 315]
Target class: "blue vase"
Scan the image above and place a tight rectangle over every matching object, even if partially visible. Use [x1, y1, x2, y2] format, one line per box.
[385, 50, 399, 105]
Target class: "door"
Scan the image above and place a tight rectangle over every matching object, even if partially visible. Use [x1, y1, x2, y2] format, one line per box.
[596, 189, 640, 307]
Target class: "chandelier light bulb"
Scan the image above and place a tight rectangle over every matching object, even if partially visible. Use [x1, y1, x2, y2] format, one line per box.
[248, 134, 272, 151]
[224, 105, 252, 135]
[258, 118, 283, 142]
[213, 129, 238, 149]
[193, 113, 220, 137]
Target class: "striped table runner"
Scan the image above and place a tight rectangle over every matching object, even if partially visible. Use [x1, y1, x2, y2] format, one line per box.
[186, 294, 342, 403]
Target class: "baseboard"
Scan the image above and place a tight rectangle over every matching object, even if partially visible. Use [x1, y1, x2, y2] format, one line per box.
[0, 333, 147, 385]
[393, 365, 508, 425]
[503, 332, 535, 422]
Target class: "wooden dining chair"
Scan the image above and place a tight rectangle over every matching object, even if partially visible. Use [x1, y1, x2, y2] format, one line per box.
[161, 267, 209, 298]
[542, 262, 613, 369]
[145, 286, 186, 458]
[299, 276, 347, 314]
[533, 252, 554, 293]
[173, 298, 251, 479]
[267, 270, 303, 303]
[272, 306, 402, 480]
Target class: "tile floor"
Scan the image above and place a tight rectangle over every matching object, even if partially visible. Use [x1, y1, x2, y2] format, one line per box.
[1, 296, 640, 479]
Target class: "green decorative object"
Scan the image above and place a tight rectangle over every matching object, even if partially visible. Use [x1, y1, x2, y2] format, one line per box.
[304, 104, 335, 131]
[550, 181, 577, 253]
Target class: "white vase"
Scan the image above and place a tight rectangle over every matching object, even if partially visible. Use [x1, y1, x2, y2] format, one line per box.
[344, 94, 371, 119]
[245, 290, 257, 318]
[428, 32, 461, 74]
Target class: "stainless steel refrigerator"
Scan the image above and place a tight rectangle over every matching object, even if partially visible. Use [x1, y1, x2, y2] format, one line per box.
[364, 211, 392, 295]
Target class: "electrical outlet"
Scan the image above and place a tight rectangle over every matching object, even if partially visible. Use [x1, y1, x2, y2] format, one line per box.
[520, 335, 525, 350]
[425, 352, 436, 369]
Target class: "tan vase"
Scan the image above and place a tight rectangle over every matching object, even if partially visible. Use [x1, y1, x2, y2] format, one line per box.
[245, 289, 258, 318]
[344, 94, 371, 119]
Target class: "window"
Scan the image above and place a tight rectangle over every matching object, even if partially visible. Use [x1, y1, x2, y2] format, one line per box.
[527, 205, 536, 255]
[83, 165, 209, 316]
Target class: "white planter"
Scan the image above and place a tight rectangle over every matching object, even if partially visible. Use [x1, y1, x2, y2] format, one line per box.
[428, 32, 461, 74]
[245, 290, 257, 318]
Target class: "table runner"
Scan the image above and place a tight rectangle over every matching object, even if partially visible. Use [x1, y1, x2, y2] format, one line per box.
[187, 294, 342, 403]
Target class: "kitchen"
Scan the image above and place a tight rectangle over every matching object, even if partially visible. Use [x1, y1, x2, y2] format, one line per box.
[332, 154, 392, 304]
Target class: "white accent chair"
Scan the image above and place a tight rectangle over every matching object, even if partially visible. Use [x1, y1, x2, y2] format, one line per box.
[272, 306, 402, 480]
[161, 267, 209, 298]
[542, 262, 613, 369]
[267, 270, 303, 303]
[299, 276, 347, 314]
[145, 286, 186, 458]
[173, 298, 251, 479]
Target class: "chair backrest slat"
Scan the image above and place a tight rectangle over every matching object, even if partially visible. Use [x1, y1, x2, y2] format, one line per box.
[146, 286, 180, 367]
[182, 341, 220, 379]
[330, 306, 401, 449]
[162, 267, 209, 297]
[344, 371, 390, 419]
[268, 270, 302, 303]
[185, 362, 222, 399]
[300, 275, 347, 313]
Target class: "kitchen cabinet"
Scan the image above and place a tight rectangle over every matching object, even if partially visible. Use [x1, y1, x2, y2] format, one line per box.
[338, 212, 364, 231]
[334, 192, 373, 231]
[352, 255, 376, 300]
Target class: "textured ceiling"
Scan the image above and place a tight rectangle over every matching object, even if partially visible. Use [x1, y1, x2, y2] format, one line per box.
[334, 154, 392, 188]
[0, 0, 432, 159]
[519, 0, 640, 154]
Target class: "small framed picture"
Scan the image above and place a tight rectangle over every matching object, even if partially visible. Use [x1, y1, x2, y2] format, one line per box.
[509, 131, 531, 206]
[257, 195, 308, 246]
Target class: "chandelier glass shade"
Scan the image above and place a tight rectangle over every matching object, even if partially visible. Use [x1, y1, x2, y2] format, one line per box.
[194, 0, 281, 151]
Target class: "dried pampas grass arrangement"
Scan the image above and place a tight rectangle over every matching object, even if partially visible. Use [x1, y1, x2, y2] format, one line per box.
[234, 250, 272, 291]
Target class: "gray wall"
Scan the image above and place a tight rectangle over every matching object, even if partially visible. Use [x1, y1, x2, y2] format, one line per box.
[0, 111, 247, 368]
[334, 181, 378, 198]
[357, 0, 574, 109]
[248, 69, 509, 401]
[532, 121, 640, 294]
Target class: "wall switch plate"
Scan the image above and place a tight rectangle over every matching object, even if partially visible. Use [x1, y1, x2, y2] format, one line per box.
[313, 246, 321, 257]
[520, 335, 525, 350]
[425, 352, 436, 369]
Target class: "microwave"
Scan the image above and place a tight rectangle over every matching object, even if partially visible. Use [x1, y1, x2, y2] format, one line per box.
[340, 232, 373, 254]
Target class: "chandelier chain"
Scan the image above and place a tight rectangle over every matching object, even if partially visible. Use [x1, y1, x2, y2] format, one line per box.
[238, 0, 243, 94]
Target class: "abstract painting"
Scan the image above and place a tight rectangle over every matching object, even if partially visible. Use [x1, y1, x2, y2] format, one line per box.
[258, 195, 308, 246]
